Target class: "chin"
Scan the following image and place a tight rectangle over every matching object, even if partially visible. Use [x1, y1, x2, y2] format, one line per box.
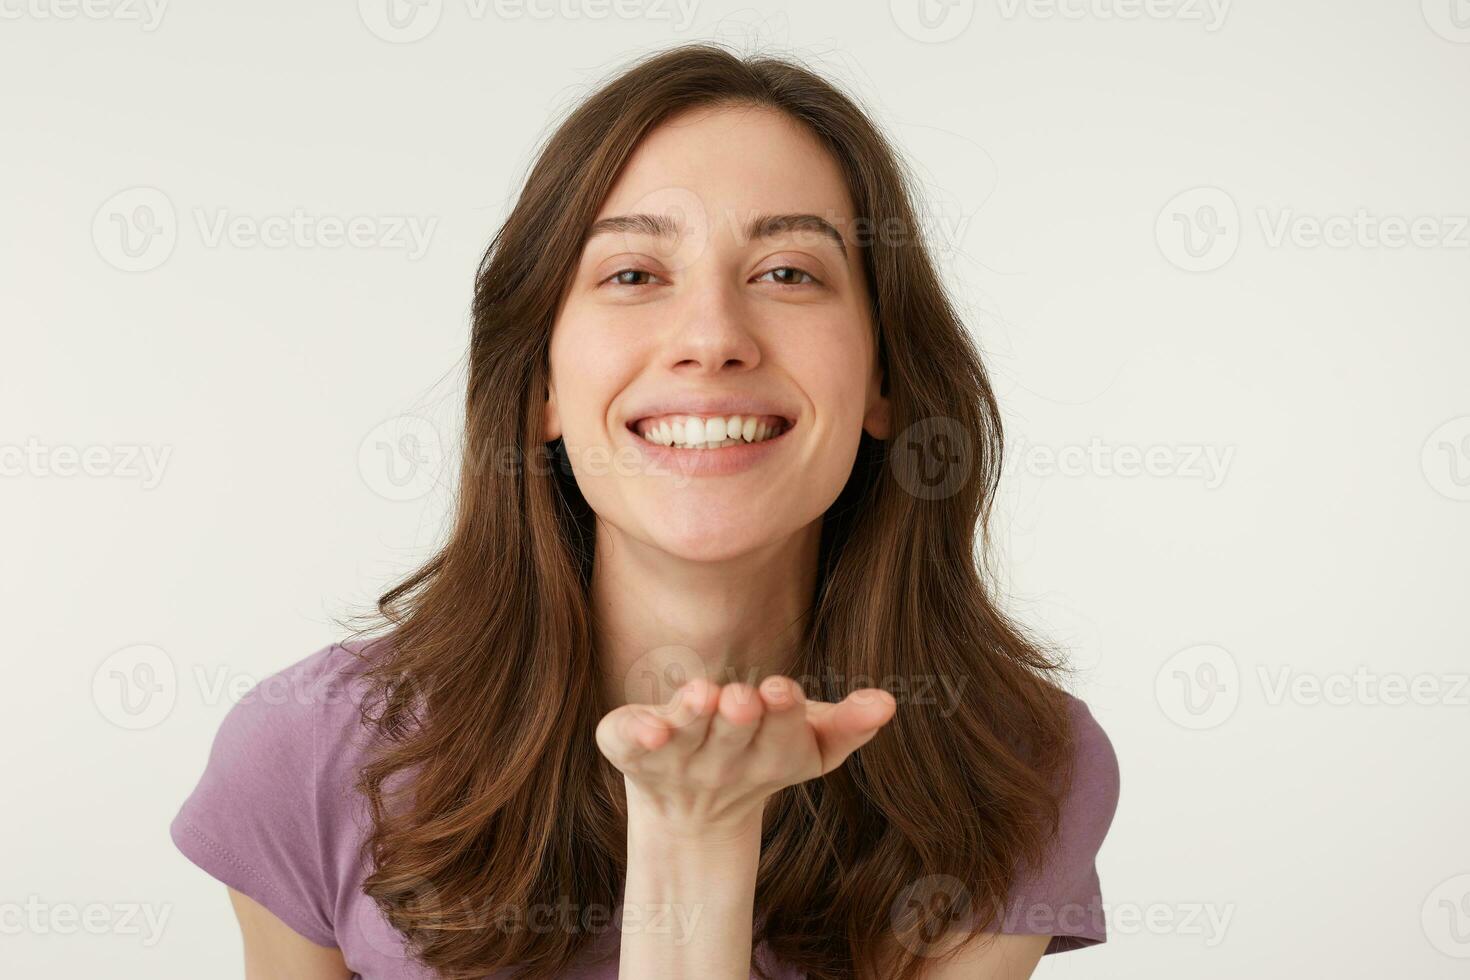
[642, 520, 781, 564]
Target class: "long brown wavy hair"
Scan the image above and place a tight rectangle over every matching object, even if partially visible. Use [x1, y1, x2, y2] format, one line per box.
[343, 41, 1077, 980]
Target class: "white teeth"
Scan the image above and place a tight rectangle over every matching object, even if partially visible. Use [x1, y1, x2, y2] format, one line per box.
[634, 413, 788, 450]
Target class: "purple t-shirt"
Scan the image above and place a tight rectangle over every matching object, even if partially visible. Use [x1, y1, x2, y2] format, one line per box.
[170, 639, 1119, 978]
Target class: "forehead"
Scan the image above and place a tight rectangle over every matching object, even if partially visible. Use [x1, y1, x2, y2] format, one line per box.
[593, 104, 858, 233]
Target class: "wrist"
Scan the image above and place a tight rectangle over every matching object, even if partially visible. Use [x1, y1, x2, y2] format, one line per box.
[626, 798, 764, 852]
[620, 790, 761, 976]
[624, 783, 766, 848]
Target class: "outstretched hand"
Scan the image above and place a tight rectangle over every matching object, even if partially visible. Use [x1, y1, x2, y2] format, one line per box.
[595, 676, 897, 839]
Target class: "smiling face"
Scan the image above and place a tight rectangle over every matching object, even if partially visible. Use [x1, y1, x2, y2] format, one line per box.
[543, 103, 891, 563]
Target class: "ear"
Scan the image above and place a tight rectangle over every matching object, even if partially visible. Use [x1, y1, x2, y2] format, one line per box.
[862, 358, 891, 440]
[542, 383, 562, 442]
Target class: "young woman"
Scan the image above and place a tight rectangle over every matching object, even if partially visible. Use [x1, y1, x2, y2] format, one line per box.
[171, 42, 1120, 980]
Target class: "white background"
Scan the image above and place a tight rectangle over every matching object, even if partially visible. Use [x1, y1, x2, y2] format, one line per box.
[2, 1, 1468, 977]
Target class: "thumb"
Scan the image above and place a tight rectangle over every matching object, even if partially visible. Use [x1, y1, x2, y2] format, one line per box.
[808, 688, 897, 775]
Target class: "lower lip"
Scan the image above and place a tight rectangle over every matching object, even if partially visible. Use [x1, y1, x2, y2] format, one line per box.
[622, 422, 795, 477]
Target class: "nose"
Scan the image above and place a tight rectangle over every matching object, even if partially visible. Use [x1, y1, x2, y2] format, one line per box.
[661, 270, 762, 375]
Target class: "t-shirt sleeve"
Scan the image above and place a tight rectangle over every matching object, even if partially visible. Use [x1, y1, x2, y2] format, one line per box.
[169, 644, 341, 947]
[1000, 696, 1121, 954]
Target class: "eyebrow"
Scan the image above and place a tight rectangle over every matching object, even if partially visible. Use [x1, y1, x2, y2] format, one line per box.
[584, 211, 849, 260]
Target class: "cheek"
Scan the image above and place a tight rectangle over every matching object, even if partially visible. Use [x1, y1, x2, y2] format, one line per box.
[549, 313, 636, 436]
[556, 300, 653, 366]
[790, 330, 873, 426]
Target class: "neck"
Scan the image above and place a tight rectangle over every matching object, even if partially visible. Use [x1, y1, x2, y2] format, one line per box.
[590, 521, 822, 711]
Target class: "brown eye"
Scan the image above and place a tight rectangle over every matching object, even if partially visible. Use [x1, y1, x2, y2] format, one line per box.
[757, 266, 819, 286]
[604, 268, 658, 287]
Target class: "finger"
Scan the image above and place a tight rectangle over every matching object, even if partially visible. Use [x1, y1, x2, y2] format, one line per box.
[701, 682, 766, 757]
[747, 675, 813, 757]
[650, 677, 721, 752]
[806, 687, 897, 775]
[595, 703, 672, 769]
[757, 674, 806, 712]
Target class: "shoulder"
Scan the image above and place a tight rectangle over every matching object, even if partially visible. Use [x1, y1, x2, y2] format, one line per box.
[218, 636, 389, 749]
[1059, 692, 1121, 841]
[169, 637, 392, 947]
[1001, 690, 1121, 954]
[189, 640, 383, 783]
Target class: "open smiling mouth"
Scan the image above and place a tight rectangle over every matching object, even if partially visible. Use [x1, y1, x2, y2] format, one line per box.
[626, 413, 794, 450]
